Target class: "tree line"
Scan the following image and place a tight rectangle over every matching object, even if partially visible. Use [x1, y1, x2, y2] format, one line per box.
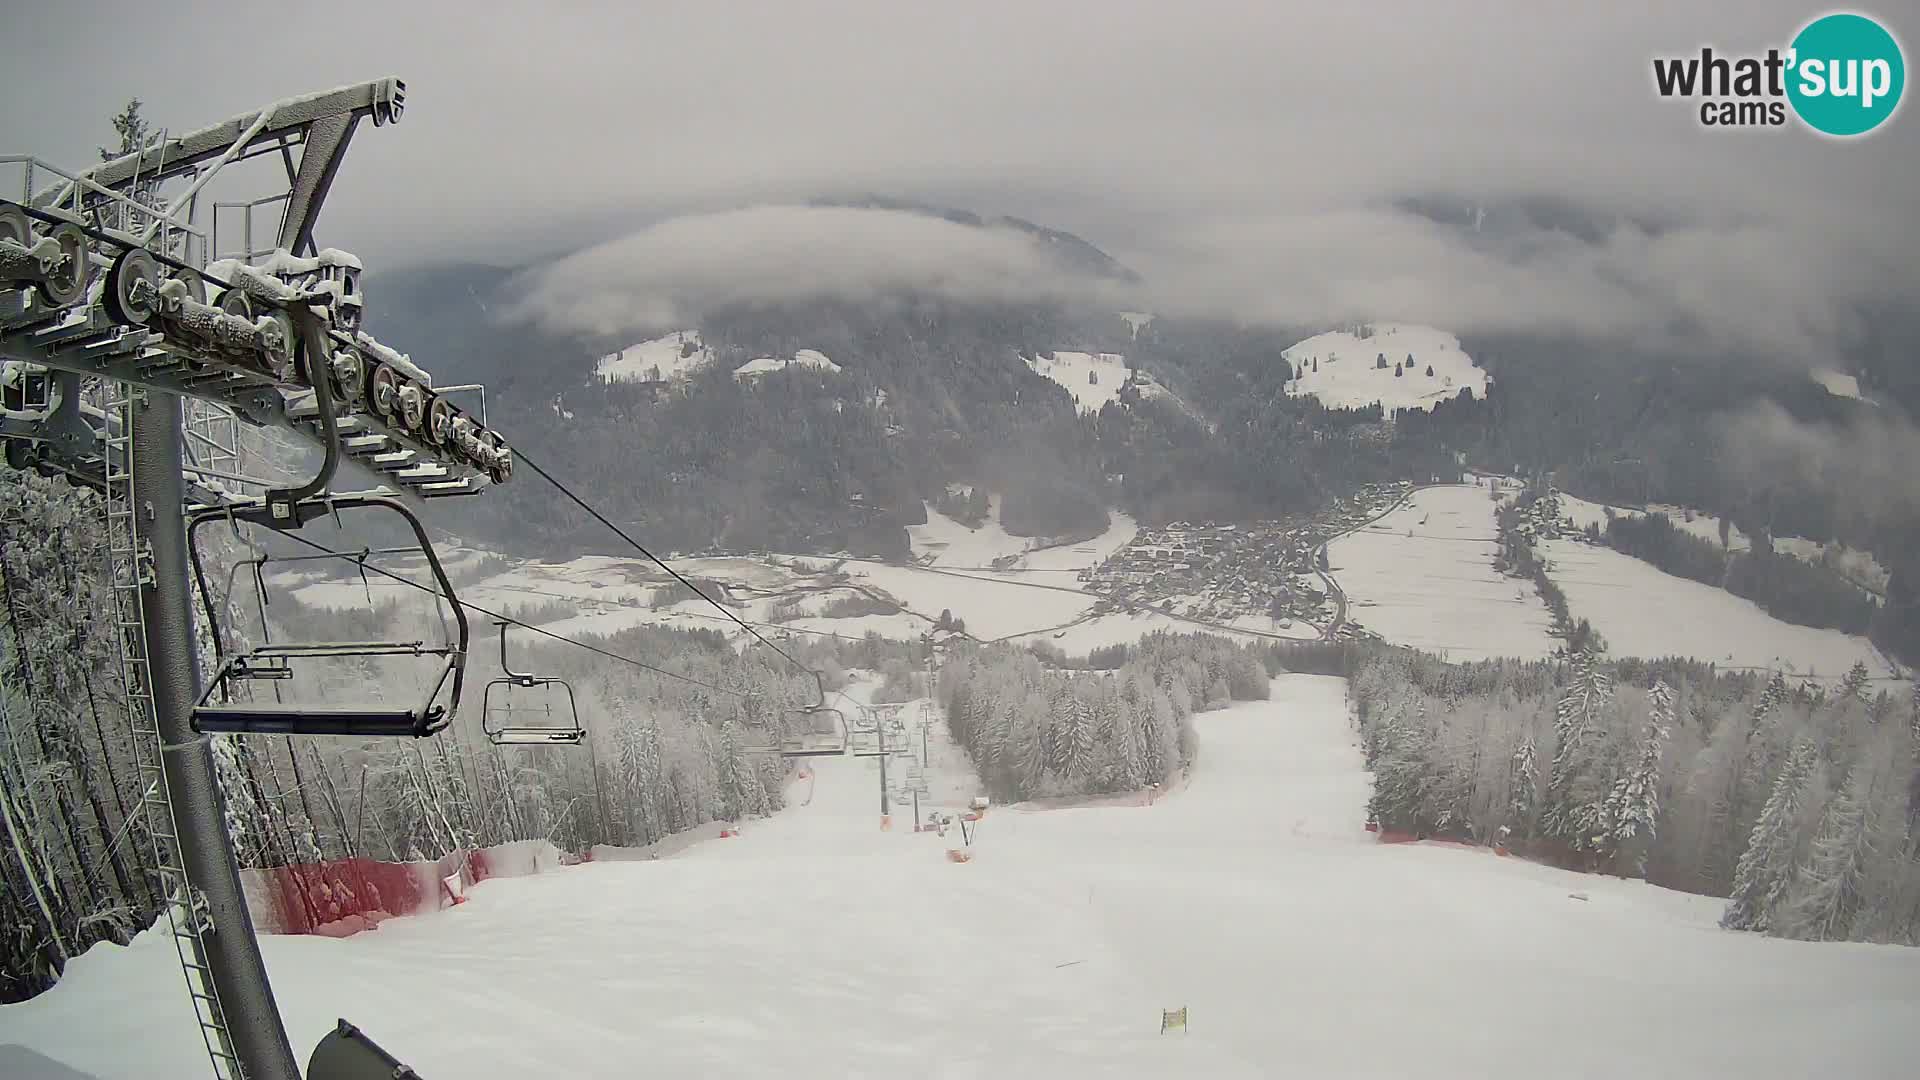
[1353, 645, 1920, 945]
[936, 634, 1272, 802]
[0, 463, 839, 1001]
[1599, 511, 1879, 636]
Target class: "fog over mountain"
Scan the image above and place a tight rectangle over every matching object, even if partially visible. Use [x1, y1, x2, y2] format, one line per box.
[7, 1, 1914, 364]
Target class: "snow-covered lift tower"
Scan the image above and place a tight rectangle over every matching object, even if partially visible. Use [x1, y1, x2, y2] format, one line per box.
[0, 80, 516, 1080]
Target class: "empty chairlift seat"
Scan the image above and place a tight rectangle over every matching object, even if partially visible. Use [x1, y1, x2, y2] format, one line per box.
[741, 672, 851, 757]
[185, 493, 468, 738]
[482, 620, 585, 746]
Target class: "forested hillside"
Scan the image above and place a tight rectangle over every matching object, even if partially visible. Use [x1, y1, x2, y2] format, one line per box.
[1353, 646, 1920, 945]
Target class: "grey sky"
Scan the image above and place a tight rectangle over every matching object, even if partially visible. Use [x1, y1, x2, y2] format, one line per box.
[5, 1, 1917, 358]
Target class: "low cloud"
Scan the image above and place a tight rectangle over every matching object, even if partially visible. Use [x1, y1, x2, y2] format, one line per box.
[1714, 399, 1920, 534]
[1124, 206, 1891, 363]
[503, 205, 1130, 338]
[507, 199, 1899, 368]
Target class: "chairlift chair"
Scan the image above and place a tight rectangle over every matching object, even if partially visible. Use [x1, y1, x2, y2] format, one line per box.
[186, 492, 468, 738]
[742, 671, 852, 757]
[482, 620, 585, 746]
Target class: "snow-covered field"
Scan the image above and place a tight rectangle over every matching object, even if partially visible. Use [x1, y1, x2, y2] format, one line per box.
[734, 348, 841, 378]
[278, 510, 1251, 654]
[1810, 367, 1866, 401]
[10, 674, 1918, 1080]
[1554, 495, 1890, 597]
[831, 561, 1096, 641]
[594, 330, 712, 383]
[1558, 494, 1748, 551]
[1282, 323, 1489, 413]
[1027, 350, 1129, 413]
[1537, 539, 1897, 683]
[1025, 350, 1178, 416]
[907, 494, 1030, 568]
[1000, 610, 1298, 653]
[907, 496, 1138, 574]
[1328, 484, 1558, 661]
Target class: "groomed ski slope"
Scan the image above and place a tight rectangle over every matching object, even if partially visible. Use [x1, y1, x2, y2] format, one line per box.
[5, 677, 1919, 1078]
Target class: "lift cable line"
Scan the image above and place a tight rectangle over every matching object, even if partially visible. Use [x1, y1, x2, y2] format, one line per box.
[257, 525, 760, 701]
[0, 78, 526, 1079]
[513, 448, 816, 679]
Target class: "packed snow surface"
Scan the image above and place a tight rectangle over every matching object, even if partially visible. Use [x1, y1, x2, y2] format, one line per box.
[1537, 539, 1897, 684]
[1329, 483, 1557, 660]
[8, 674, 1919, 1079]
[1282, 323, 1488, 413]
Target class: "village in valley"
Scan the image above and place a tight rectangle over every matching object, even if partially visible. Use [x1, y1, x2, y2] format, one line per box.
[1077, 481, 1414, 630]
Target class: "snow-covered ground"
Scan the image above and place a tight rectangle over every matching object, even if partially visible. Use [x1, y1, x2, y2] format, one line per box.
[1810, 367, 1866, 401]
[1547, 496, 1889, 596]
[1537, 539, 1897, 684]
[908, 497, 1138, 575]
[831, 561, 1096, 641]
[1328, 484, 1558, 661]
[1000, 610, 1298, 653]
[734, 348, 842, 378]
[1025, 350, 1178, 416]
[1557, 494, 1748, 551]
[1282, 323, 1489, 413]
[10, 674, 1919, 1080]
[1027, 349, 1131, 413]
[278, 521, 1246, 654]
[594, 330, 711, 383]
[907, 494, 1030, 568]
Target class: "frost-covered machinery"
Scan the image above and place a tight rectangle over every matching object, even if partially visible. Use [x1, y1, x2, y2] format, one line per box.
[0, 78, 514, 506]
[0, 80, 518, 1080]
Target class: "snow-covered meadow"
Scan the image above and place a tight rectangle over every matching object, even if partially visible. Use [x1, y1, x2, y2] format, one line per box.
[1025, 349, 1181, 416]
[1327, 483, 1557, 661]
[1282, 323, 1488, 413]
[1536, 538, 1897, 682]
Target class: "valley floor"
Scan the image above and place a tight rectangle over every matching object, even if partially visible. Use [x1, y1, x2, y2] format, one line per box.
[5, 677, 1918, 1078]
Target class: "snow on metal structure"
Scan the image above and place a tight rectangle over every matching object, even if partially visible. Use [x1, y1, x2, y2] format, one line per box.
[0, 79, 515, 1080]
[0, 78, 514, 502]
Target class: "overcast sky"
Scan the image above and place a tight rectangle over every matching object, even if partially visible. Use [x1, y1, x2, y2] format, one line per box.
[5, 1, 1918, 358]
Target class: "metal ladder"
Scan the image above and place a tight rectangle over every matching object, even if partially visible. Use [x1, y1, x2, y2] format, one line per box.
[100, 379, 244, 1079]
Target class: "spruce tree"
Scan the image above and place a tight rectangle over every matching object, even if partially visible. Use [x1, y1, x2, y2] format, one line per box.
[1509, 734, 1539, 838]
[1544, 650, 1612, 840]
[1722, 740, 1817, 932]
[1604, 680, 1672, 875]
[1842, 661, 1870, 704]
[1780, 765, 1878, 941]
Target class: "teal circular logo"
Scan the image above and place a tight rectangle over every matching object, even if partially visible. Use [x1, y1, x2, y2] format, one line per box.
[1787, 13, 1905, 136]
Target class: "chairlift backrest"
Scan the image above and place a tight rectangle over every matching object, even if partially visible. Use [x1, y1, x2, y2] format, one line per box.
[481, 620, 585, 747]
[742, 674, 851, 757]
[185, 492, 468, 738]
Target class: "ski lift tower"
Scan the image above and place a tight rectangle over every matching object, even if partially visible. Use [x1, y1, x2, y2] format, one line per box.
[1, 80, 516, 1080]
